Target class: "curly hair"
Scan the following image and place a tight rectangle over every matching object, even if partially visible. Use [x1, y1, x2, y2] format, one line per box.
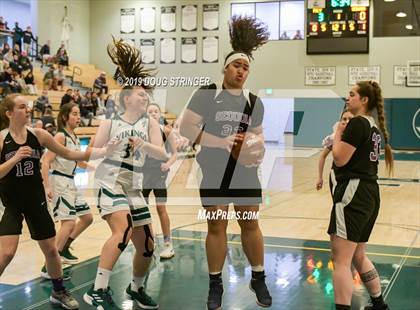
[228, 15, 269, 60]
[107, 37, 156, 90]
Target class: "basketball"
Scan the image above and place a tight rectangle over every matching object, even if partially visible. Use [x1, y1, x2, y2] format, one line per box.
[231, 132, 264, 166]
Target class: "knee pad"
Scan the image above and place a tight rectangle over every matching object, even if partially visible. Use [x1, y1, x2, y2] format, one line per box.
[143, 225, 154, 258]
[117, 214, 133, 252]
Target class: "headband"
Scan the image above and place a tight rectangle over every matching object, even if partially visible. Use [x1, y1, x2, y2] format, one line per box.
[224, 52, 250, 68]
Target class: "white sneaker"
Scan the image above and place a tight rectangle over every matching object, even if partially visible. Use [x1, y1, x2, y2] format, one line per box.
[160, 242, 175, 259]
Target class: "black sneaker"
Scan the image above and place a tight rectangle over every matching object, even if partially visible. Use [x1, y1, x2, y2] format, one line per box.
[207, 279, 223, 310]
[249, 274, 272, 308]
[83, 285, 121, 310]
[40, 265, 72, 281]
[364, 303, 390, 310]
[125, 284, 159, 309]
[60, 248, 79, 264]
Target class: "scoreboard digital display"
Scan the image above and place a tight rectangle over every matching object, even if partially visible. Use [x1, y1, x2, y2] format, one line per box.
[306, 0, 370, 54]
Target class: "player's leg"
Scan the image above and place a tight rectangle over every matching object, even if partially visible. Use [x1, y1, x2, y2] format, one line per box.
[127, 222, 159, 309]
[234, 204, 271, 307]
[205, 205, 229, 310]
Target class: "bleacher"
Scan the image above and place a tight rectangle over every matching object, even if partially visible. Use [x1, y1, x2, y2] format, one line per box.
[64, 63, 119, 90]
[23, 63, 177, 139]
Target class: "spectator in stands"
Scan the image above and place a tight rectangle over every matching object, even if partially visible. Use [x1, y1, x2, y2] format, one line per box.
[16, 72, 36, 95]
[93, 72, 108, 95]
[13, 43, 21, 56]
[24, 69, 34, 85]
[43, 65, 57, 90]
[34, 89, 52, 114]
[0, 67, 21, 94]
[56, 43, 65, 55]
[79, 90, 94, 126]
[1, 42, 10, 56]
[23, 26, 35, 56]
[293, 29, 303, 40]
[54, 64, 65, 91]
[57, 49, 69, 67]
[3, 49, 13, 66]
[12, 22, 23, 51]
[72, 89, 81, 104]
[90, 91, 100, 115]
[23, 70, 36, 94]
[280, 31, 290, 40]
[39, 40, 51, 67]
[0, 67, 14, 94]
[61, 88, 73, 106]
[41, 107, 56, 130]
[9, 54, 22, 74]
[19, 50, 32, 71]
[104, 94, 116, 119]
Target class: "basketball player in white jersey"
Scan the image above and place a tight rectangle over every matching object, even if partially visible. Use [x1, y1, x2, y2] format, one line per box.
[41, 103, 93, 270]
[83, 39, 166, 310]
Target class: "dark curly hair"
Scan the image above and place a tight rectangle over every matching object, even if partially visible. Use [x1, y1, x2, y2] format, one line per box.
[226, 15, 269, 61]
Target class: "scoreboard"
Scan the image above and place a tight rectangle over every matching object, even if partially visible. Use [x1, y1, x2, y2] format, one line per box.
[306, 0, 370, 54]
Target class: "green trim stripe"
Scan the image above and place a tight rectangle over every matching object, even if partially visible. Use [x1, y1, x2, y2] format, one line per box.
[102, 187, 126, 199]
[132, 213, 151, 221]
[112, 199, 129, 207]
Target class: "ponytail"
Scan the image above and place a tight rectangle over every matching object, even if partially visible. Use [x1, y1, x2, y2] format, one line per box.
[357, 81, 394, 175]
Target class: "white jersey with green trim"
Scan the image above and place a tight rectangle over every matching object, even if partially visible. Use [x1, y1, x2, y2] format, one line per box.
[51, 129, 80, 176]
[97, 114, 150, 187]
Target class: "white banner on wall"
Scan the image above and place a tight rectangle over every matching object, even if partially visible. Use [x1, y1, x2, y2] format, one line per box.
[305, 66, 336, 86]
[182, 5, 197, 31]
[160, 38, 176, 64]
[393, 65, 407, 86]
[351, 0, 369, 7]
[181, 37, 197, 63]
[161, 6, 176, 32]
[348, 66, 380, 85]
[140, 39, 155, 64]
[407, 60, 420, 87]
[202, 36, 218, 63]
[140, 7, 155, 33]
[120, 8, 135, 34]
[203, 4, 219, 31]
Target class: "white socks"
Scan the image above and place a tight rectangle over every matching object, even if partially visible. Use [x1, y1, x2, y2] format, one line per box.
[131, 276, 145, 291]
[94, 267, 111, 290]
[251, 265, 265, 272]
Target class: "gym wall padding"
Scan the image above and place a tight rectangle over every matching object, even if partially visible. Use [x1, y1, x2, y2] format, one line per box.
[293, 98, 345, 147]
[387, 98, 420, 150]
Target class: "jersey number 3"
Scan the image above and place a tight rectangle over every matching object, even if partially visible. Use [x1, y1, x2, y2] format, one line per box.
[370, 133, 381, 162]
[121, 143, 142, 161]
[16, 161, 34, 177]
